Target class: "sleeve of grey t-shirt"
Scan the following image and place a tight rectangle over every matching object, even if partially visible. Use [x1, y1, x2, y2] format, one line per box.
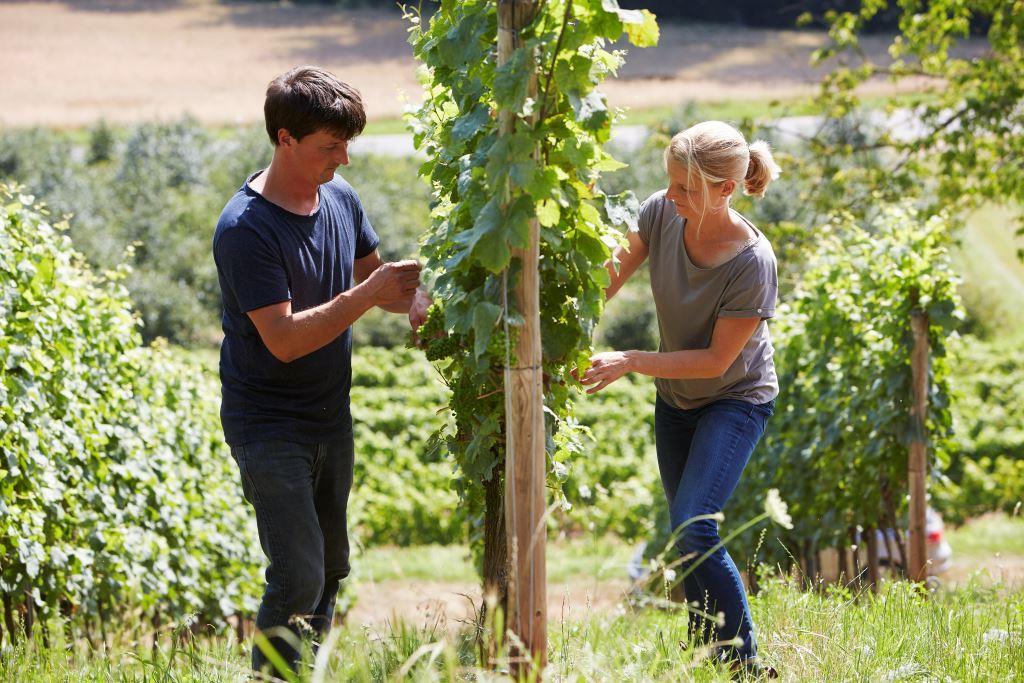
[718, 249, 778, 320]
[635, 191, 665, 246]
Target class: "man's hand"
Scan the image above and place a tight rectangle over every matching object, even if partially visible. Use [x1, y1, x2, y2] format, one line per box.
[409, 288, 432, 341]
[362, 260, 421, 307]
[578, 351, 633, 394]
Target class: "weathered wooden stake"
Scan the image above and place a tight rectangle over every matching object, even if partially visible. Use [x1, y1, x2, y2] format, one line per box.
[497, 0, 546, 674]
[908, 309, 930, 583]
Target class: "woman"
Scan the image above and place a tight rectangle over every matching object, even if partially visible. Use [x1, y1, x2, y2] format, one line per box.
[580, 121, 781, 674]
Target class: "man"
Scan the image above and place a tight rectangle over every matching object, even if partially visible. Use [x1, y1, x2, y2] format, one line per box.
[212, 65, 430, 675]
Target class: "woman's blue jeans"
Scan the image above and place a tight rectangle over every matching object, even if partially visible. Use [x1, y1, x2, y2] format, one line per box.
[654, 394, 774, 661]
[230, 432, 354, 676]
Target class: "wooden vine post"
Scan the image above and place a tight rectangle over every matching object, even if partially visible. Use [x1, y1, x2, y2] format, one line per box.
[497, 0, 547, 672]
[908, 304, 930, 584]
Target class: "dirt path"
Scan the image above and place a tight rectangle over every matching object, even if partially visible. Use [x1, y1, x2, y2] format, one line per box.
[342, 554, 1024, 627]
[344, 579, 632, 628]
[0, 1, 976, 129]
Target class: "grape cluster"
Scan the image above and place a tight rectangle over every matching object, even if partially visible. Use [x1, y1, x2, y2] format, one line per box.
[417, 302, 446, 341]
[426, 334, 460, 361]
[485, 325, 520, 365]
[417, 302, 462, 361]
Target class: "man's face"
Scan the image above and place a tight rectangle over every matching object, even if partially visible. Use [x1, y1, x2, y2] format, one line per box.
[286, 128, 350, 185]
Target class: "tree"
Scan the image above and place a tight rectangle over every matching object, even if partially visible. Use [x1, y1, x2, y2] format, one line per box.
[800, 0, 1024, 240]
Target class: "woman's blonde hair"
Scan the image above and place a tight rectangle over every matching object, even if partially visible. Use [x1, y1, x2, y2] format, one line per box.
[664, 121, 781, 216]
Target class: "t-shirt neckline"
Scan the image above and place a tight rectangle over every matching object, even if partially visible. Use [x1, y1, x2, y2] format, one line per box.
[245, 170, 323, 223]
[679, 209, 762, 273]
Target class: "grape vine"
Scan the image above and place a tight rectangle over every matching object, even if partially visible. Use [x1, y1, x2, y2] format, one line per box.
[406, 0, 658, 559]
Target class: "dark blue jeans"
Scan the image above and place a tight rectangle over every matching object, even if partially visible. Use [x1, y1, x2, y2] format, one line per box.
[654, 394, 774, 662]
[230, 433, 354, 675]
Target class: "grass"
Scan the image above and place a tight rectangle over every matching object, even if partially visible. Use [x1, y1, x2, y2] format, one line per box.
[3, 576, 1022, 682]
[3, 515, 1020, 680]
[947, 513, 1024, 558]
[356, 536, 634, 584]
[953, 204, 1024, 340]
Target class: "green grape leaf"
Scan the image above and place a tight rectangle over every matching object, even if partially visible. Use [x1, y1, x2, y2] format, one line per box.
[472, 301, 503, 359]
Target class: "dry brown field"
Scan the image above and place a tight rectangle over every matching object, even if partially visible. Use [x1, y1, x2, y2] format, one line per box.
[0, 0, 955, 128]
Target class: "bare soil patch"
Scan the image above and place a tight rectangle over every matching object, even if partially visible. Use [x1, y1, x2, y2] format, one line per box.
[0, 1, 978, 128]
[344, 578, 631, 628]
[343, 552, 1024, 627]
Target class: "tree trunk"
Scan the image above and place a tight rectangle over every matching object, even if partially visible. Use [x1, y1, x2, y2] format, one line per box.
[839, 543, 852, 587]
[480, 466, 509, 665]
[801, 539, 816, 588]
[98, 597, 108, 645]
[882, 484, 907, 577]
[894, 528, 909, 576]
[2, 594, 13, 646]
[23, 591, 34, 640]
[865, 526, 881, 592]
[850, 527, 863, 590]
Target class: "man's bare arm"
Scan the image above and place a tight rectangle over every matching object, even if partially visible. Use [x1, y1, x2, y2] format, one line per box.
[247, 259, 421, 363]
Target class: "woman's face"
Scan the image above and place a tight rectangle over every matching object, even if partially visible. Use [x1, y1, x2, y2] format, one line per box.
[664, 158, 730, 223]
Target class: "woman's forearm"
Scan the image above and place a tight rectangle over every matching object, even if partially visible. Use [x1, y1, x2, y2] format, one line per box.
[625, 349, 731, 380]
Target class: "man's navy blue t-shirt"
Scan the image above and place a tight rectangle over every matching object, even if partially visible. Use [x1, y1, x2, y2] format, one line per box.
[212, 171, 379, 446]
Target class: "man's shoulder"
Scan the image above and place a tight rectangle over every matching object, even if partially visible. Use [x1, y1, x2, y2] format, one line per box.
[321, 174, 361, 207]
[213, 185, 268, 252]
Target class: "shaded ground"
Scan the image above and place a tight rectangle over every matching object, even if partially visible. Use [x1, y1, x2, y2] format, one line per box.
[0, 0, 980, 128]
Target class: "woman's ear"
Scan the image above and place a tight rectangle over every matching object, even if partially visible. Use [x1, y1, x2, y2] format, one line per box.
[720, 179, 737, 198]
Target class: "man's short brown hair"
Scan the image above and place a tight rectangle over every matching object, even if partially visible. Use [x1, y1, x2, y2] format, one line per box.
[264, 66, 366, 145]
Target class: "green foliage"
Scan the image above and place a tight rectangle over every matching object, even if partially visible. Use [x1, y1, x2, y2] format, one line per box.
[0, 122, 428, 347]
[810, 0, 1024, 237]
[349, 347, 462, 545]
[562, 375, 661, 540]
[934, 456, 1024, 525]
[407, 0, 659, 553]
[350, 345, 662, 545]
[594, 276, 659, 352]
[933, 336, 1024, 523]
[0, 186, 261, 626]
[727, 205, 963, 562]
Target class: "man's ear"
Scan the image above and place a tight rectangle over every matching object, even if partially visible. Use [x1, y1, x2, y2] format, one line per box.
[276, 128, 294, 147]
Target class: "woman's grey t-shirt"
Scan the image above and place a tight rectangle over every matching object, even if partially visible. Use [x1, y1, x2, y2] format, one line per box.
[635, 190, 779, 410]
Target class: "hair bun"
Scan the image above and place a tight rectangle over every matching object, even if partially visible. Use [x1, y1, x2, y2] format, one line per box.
[743, 140, 781, 199]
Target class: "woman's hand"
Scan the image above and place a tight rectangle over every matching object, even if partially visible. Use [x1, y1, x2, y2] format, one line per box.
[579, 351, 634, 394]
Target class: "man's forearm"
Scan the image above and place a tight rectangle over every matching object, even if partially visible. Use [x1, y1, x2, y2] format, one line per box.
[267, 284, 377, 362]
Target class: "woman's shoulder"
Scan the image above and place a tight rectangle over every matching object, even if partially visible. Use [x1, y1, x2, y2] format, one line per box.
[637, 190, 675, 244]
[640, 189, 670, 211]
[734, 231, 777, 283]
